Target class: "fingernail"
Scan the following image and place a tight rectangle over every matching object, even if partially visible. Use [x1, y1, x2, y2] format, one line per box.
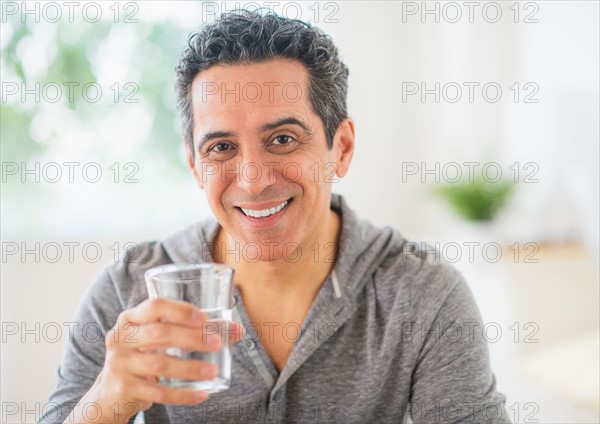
[209, 334, 222, 348]
[195, 390, 208, 401]
[192, 310, 205, 323]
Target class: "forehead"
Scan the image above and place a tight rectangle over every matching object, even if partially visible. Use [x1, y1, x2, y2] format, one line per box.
[190, 59, 313, 136]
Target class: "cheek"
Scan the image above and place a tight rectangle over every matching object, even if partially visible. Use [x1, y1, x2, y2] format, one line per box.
[204, 173, 232, 207]
[294, 159, 333, 187]
[280, 161, 304, 183]
[202, 175, 219, 199]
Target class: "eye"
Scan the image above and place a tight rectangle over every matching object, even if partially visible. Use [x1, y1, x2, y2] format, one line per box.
[205, 142, 237, 161]
[272, 135, 294, 145]
[210, 142, 232, 152]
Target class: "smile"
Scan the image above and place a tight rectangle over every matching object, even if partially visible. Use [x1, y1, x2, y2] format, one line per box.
[239, 199, 290, 218]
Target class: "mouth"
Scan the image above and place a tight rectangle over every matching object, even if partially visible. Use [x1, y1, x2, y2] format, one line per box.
[235, 198, 293, 220]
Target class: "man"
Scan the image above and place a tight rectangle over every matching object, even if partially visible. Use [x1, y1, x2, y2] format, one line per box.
[41, 9, 511, 424]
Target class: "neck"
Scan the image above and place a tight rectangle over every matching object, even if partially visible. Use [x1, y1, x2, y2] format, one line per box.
[212, 208, 341, 296]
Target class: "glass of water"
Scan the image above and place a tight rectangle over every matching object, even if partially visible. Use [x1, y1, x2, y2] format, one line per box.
[144, 263, 234, 393]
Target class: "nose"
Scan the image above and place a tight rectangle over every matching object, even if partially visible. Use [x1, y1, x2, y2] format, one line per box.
[235, 153, 277, 196]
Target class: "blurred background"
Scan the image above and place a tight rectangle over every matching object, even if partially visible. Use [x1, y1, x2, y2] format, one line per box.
[2, 1, 598, 422]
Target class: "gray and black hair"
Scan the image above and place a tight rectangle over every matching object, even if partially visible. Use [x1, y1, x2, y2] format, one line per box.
[175, 9, 349, 153]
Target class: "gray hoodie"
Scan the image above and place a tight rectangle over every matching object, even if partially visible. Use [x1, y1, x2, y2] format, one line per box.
[40, 192, 511, 424]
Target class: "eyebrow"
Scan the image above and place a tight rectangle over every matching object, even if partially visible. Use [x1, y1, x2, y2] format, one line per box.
[259, 117, 310, 133]
[196, 116, 311, 152]
[197, 130, 234, 152]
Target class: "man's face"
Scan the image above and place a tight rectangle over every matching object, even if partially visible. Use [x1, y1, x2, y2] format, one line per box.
[187, 58, 353, 261]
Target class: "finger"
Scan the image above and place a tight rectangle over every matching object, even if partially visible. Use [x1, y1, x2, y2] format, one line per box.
[118, 298, 207, 327]
[108, 374, 164, 406]
[130, 322, 223, 352]
[127, 352, 219, 381]
[155, 385, 209, 405]
[125, 320, 245, 348]
[117, 375, 208, 405]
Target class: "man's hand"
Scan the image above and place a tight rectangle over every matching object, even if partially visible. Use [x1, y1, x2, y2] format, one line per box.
[66, 298, 244, 424]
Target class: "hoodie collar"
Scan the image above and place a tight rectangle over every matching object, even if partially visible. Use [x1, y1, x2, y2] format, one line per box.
[162, 192, 402, 392]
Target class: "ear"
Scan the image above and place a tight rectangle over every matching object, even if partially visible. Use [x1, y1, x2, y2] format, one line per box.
[185, 140, 204, 190]
[333, 117, 355, 178]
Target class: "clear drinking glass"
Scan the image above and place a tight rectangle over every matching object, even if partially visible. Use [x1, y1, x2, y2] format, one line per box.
[144, 263, 234, 393]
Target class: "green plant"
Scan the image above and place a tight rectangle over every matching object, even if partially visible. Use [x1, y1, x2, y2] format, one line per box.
[433, 176, 515, 221]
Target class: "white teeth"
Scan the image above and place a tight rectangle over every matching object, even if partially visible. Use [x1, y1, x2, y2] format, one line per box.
[240, 200, 288, 218]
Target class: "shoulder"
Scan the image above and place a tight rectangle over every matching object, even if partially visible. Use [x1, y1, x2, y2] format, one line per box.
[105, 239, 173, 308]
[335, 194, 465, 319]
[84, 220, 213, 313]
[368, 229, 469, 323]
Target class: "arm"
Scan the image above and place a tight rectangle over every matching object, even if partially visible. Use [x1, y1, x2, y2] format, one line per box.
[409, 275, 512, 424]
[39, 267, 119, 424]
[39, 265, 242, 424]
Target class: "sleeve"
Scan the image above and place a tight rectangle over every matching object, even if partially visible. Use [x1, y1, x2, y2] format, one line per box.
[38, 266, 127, 424]
[408, 274, 512, 424]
